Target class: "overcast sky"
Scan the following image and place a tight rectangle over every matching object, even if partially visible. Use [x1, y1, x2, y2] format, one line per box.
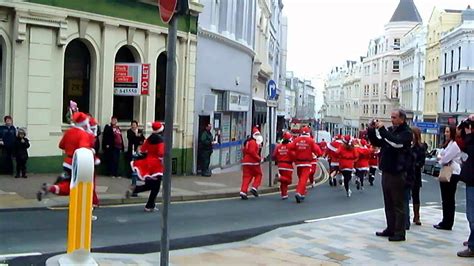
[283, 0, 473, 81]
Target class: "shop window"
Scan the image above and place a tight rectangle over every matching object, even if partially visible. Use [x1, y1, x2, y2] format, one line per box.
[114, 46, 138, 121]
[155, 52, 167, 121]
[63, 39, 91, 123]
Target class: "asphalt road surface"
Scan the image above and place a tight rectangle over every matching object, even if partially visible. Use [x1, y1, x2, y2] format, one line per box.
[0, 173, 467, 265]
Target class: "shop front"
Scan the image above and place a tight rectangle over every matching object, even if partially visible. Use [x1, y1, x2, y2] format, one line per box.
[210, 91, 250, 169]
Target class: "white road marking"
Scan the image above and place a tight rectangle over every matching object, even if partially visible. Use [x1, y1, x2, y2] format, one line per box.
[0, 252, 42, 260]
[304, 208, 385, 223]
[194, 181, 227, 188]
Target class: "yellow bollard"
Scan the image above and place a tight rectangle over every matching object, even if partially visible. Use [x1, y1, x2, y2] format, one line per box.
[66, 148, 95, 254]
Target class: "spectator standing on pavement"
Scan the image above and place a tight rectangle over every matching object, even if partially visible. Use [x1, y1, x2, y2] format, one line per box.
[127, 121, 165, 212]
[126, 120, 145, 175]
[457, 115, 474, 257]
[0, 115, 17, 175]
[410, 127, 426, 226]
[198, 123, 215, 177]
[368, 109, 413, 242]
[336, 135, 359, 197]
[272, 131, 294, 200]
[240, 127, 264, 200]
[13, 128, 30, 178]
[102, 116, 124, 178]
[288, 126, 322, 203]
[434, 125, 462, 231]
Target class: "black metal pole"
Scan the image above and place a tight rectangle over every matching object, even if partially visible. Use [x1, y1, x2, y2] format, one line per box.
[268, 106, 273, 187]
[161, 15, 177, 266]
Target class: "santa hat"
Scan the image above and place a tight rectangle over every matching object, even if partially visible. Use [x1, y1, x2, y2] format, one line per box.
[252, 127, 260, 135]
[336, 134, 343, 140]
[342, 135, 352, 145]
[150, 121, 164, 133]
[301, 126, 310, 135]
[360, 139, 367, 146]
[72, 112, 89, 127]
[89, 116, 98, 127]
[282, 131, 292, 140]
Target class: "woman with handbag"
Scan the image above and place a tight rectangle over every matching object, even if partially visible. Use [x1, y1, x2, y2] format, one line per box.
[434, 125, 462, 230]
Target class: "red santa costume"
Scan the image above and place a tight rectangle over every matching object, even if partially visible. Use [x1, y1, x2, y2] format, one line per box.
[308, 131, 323, 186]
[272, 132, 294, 199]
[128, 122, 165, 212]
[240, 127, 263, 200]
[326, 134, 343, 186]
[368, 143, 380, 186]
[354, 139, 370, 190]
[288, 126, 322, 203]
[37, 112, 93, 200]
[336, 135, 359, 197]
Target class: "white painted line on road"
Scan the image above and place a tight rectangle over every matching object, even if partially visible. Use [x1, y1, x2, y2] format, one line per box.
[422, 179, 428, 183]
[0, 252, 42, 260]
[425, 202, 439, 205]
[304, 208, 385, 223]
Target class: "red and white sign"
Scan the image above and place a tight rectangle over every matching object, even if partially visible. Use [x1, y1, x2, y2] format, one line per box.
[114, 63, 151, 96]
[158, 0, 178, 24]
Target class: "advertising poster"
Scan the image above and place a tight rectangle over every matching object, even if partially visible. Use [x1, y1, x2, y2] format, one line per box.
[114, 63, 150, 96]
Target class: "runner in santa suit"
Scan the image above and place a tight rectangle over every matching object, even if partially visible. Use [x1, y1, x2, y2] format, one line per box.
[36, 112, 93, 200]
[336, 135, 359, 197]
[272, 132, 294, 200]
[368, 142, 380, 186]
[354, 138, 370, 190]
[127, 122, 165, 212]
[326, 134, 343, 186]
[308, 131, 323, 187]
[240, 127, 264, 200]
[288, 126, 322, 203]
[88, 116, 100, 206]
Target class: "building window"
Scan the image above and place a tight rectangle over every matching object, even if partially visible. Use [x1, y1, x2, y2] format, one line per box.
[114, 45, 139, 122]
[442, 87, 446, 112]
[392, 60, 399, 73]
[449, 86, 452, 112]
[155, 52, 167, 121]
[456, 84, 460, 112]
[458, 46, 461, 70]
[63, 39, 91, 123]
[383, 104, 387, 114]
[450, 50, 454, 73]
[384, 82, 388, 95]
[444, 53, 447, 74]
[393, 38, 400, 50]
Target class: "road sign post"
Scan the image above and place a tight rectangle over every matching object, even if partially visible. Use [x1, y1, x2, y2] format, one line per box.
[266, 80, 277, 187]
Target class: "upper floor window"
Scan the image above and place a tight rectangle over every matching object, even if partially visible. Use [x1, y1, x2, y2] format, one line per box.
[392, 60, 400, 73]
[393, 38, 400, 50]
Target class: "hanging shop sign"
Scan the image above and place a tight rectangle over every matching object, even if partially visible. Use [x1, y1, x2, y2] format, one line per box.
[226, 91, 250, 112]
[114, 63, 150, 96]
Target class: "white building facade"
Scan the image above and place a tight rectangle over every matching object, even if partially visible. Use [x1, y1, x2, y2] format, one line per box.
[400, 24, 427, 122]
[342, 61, 362, 136]
[439, 6, 474, 126]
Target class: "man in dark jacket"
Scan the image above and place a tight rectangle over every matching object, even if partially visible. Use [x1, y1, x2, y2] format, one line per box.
[0, 116, 17, 175]
[102, 116, 124, 178]
[198, 124, 215, 177]
[368, 109, 413, 242]
[458, 116, 474, 257]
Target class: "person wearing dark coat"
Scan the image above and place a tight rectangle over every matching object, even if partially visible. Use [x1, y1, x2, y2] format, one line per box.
[13, 128, 30, 178]
[198, 124, 215, 177]
[457, 116, 474, 257]
[0, 115, 17, 175]
[368, 109, 413, 242]
[102, 116, 124, 178]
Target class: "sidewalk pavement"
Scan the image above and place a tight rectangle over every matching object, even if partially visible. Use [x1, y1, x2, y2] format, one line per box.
[0, 162, 294, 209]
[46, 207, 473, 265]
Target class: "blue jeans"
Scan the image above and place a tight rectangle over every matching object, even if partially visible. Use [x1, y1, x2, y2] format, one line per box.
[466, 186, 474, 249]
[404, 187, 411, 229]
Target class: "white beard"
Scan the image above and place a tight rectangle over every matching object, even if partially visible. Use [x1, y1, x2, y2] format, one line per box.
[255, 135, 264, 145]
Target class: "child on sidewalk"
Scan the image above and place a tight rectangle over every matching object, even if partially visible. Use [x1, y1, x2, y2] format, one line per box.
[14, 128, 30, 178]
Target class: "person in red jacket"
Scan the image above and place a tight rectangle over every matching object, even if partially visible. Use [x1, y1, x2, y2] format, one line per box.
[240, 127, 263, 200]
[272, 132, 294, 199]
[127, 122, 165, 212]
[326, 134, 343, 187]
[355, 138, 370, 190]
[368, 142, 380, 186]
[336, 135, 359, 197]
[288, 126, 323, 203]
[37, 112, 94, 200]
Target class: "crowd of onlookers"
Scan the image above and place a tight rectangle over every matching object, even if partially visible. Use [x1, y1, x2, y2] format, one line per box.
[0, 115, 30, 178]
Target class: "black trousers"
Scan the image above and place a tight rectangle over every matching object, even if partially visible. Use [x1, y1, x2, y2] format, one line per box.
[412, 167, 422, 204]
[133, 178, 162, 209]
[2, 147, 14, 174]
[16, 157, 27, 177]
[342, 170, 352, 192]
[199, 150, 212, 175]
[382, 171, 406, 237]
[438, 174, 460, 229]
[355, 169, 367, 186]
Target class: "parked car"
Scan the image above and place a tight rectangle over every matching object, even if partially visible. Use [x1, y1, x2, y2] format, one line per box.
[423, 148, 442, 176]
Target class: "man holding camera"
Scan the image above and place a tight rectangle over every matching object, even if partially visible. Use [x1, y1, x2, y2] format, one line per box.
[367, 109, 413, 242]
